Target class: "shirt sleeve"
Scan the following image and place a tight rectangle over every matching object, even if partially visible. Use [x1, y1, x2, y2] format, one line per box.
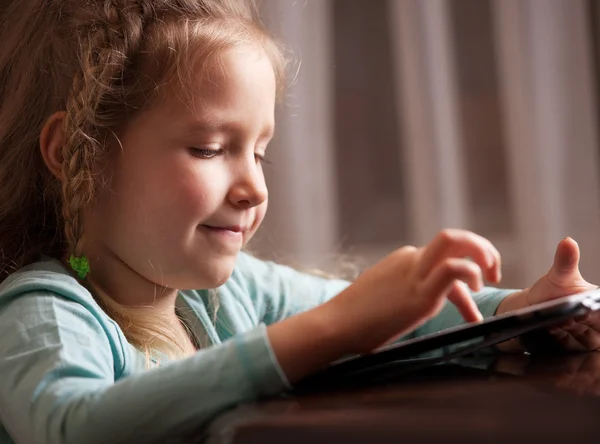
[0, 290, 287, 444]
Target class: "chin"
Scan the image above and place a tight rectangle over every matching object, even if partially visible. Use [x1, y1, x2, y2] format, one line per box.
[177, 254, 237, 290]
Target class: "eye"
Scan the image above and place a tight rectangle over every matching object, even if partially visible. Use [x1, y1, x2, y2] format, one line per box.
[254, 152, 272, 165]
[189, 147, 223, 159]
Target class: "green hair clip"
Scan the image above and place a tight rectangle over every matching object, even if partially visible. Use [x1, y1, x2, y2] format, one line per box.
[69, 255, 90, 280]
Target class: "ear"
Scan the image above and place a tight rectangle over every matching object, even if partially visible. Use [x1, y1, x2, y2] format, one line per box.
[40, 111, 66, 180]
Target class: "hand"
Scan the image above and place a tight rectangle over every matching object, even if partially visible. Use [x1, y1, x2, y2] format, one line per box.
[326, 229, 502, 355]
[496, 237, 600, 352]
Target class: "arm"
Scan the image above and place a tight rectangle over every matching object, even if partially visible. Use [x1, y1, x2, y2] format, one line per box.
[264, 280, 517, 376]
[234, 252, 515, 338]
[0, 292, 287, 444]
[234, 250, 513, 381]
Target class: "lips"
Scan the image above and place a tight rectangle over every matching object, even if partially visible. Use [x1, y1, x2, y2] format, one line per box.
[203, 225, 247, 233]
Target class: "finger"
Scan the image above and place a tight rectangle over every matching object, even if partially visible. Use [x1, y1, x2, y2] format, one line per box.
[547, 327, 589, 352]
[553, 318, 577, 330]
[574, 312, 592, 323]
[576, 310, 600, 327]
[552, 237, 579, 272]
[559, 322, 600, 350]
[422, 257, 484, 294]
[417, 229, 501, 283]
[447, 280, 483, 323]
[418, 258, 483, 322]
[547, 237, 584, 284]
[554, 313, 596, 329]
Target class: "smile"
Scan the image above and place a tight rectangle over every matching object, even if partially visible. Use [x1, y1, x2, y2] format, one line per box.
[200, 225, 245, 243]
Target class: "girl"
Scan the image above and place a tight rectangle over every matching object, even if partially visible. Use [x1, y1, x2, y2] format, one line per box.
[0, 1, 598, 443]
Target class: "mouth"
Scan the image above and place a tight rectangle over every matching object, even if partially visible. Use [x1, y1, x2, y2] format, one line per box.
[202, 224, 247, 233]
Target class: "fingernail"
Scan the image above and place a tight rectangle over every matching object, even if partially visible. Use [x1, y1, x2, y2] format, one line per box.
[486, 251, 495, 269]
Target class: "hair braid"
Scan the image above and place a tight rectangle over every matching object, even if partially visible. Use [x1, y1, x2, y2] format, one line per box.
[61, 1, 152, 261]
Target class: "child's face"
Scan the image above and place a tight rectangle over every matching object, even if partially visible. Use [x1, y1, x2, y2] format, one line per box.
[86, 43, 275, 289]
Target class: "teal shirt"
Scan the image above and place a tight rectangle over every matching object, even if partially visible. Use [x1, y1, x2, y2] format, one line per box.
[0, 252, 514, 444]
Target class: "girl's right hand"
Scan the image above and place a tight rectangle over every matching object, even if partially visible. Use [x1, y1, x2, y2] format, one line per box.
[268, 229, 502, 383]
[323, 229, 502, 355]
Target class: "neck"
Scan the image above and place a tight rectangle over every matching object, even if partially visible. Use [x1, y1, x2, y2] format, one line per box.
[65, 248, 180, 316]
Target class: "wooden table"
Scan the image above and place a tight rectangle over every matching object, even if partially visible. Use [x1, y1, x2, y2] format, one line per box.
[204, 352, 600, 443]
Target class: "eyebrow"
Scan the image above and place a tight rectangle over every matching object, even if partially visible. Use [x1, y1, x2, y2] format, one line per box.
[181, 119, 275, 140]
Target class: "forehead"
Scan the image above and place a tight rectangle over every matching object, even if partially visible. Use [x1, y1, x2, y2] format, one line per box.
[152, 44, 277, 129]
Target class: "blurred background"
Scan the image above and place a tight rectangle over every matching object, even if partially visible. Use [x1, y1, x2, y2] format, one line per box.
[2, 0, 599, 290]
[248, 0, 600, 289]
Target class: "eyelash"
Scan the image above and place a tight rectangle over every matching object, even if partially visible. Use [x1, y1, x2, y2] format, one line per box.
[255, 153, 272, 165]
[190, 147, 224, 159]
[190, 147, 271, 164]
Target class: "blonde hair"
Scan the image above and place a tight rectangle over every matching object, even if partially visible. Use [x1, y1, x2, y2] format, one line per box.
[0, 0, 286, 361]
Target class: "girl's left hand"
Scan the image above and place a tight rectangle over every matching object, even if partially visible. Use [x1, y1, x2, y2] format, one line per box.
[496, 237, 600, 352]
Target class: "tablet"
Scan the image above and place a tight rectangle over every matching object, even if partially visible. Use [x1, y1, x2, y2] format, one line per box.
[295, 289, 600, 391]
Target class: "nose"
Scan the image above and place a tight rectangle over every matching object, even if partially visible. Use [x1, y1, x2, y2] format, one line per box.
[228, 156, 268, 209]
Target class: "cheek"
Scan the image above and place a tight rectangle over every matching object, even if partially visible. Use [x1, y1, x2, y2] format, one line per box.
[173, 173, 219, 216]
[256, 199, 268, 223]
[245, 199, 268, 243]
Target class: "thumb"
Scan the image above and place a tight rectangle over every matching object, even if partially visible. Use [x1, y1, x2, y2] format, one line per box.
[548, 237, 580, 279]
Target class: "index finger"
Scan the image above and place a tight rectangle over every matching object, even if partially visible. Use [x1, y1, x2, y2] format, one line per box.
[416, 229, 501, 283]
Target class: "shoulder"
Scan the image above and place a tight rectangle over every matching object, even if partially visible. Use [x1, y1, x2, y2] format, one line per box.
[0, 257, 95, 305]
[0, 258, 127, 375]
